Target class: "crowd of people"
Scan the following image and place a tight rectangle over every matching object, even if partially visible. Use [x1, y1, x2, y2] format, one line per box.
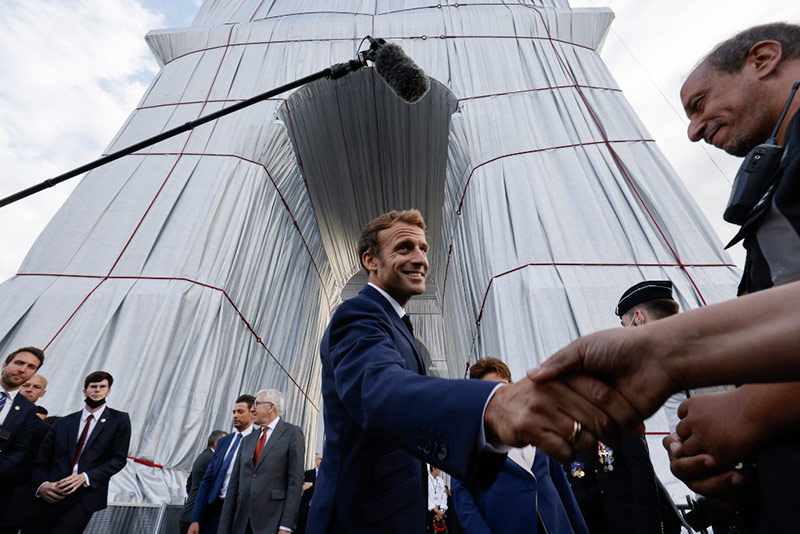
[2, 20, 799, 534]
[0, 348, 131, 534]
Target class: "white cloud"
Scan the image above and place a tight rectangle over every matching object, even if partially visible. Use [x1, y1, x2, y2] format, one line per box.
[0, 0, 165, 281]
[572, 0, 800, 268]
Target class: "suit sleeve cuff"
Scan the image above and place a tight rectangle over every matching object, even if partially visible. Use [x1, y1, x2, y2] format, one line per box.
[479, 384, 511, 454]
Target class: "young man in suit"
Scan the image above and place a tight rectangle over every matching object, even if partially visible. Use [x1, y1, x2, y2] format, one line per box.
[452, 358, 588, 534]
[218, 389, 304, 534]
[188, 394, 256, 534]
[179, 430, 228, 534]
[0, 348, 45, 533]
[29, 370, 131, 533]
[307, 210, 635, 534]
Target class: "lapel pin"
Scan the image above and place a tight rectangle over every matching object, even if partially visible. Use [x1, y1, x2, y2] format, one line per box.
[101, 418, 107, 423]
[14, 406, 20, 411]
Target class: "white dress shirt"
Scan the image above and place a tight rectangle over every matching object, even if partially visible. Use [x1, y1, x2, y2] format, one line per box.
[74, 405, 108, 486]
[0, 387, 19, 426]
[220, 424, 254, 498]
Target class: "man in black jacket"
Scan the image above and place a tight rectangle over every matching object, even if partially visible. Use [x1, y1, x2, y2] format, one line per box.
[179, 430, 228, 534]
[28, 370, 131, 533]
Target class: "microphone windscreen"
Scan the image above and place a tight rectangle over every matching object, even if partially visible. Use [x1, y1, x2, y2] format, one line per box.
[374, 43, 430, 104]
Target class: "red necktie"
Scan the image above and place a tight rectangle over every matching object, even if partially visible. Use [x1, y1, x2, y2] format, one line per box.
[72, 414, 94, 470]
[253, 427, 268, 466]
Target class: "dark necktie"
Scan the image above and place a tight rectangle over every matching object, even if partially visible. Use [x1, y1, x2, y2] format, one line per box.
[72, 414, 94, 470]
[253, 427, 268, 466]
[0, 392, 8, 414]
[219, 433, 242, 485]
[402, 314, 414, 336]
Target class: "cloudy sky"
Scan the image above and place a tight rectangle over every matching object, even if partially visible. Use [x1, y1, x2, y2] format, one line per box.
[1, 0, 798, 282]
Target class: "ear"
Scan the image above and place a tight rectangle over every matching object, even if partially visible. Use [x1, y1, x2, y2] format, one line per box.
[362, 251, 378, 276]
[747, 40, 783, 79]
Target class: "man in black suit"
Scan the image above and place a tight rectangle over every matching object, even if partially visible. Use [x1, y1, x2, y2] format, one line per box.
[28, 370, 132, 533]
[0, 347, 45, 533]
[296, 452, 321, 534]
[180, 430, 228, 534]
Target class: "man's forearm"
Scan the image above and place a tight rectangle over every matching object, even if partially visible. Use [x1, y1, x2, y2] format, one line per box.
[648, 280, 800, 389]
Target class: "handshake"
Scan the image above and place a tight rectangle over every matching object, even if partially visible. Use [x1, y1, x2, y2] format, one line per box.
[484, 279, 800, 503]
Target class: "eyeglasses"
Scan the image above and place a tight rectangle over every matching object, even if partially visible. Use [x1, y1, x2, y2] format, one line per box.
[252, 401, 273, 408]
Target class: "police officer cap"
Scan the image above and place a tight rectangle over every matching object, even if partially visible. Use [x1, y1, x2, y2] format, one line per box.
[615, 280, 674, 317]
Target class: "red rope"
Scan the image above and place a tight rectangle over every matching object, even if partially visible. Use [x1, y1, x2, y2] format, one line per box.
[125, 151, 332, 308]
[249, 0, 268, 22]
[474, 262, 736, 324]
[128, 456, 163, 468]
[18, 272, 319, 412]
[455, 139, 654, 215]
[163, 35, 595, 66]
[134, 97, 285, 111]
[521, 3, 709, 307]
[456, 84, 621, 104]
[38, 24, 316, 411]
[133, 85, 620, 114]
[281, 100, 324, 253]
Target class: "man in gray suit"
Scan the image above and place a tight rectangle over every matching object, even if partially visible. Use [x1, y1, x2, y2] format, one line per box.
[219, 389, 304, 534]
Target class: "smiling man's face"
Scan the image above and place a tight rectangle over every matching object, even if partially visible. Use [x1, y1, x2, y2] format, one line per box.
[680, 62, 774, 157]
[364, 221, 428, 306]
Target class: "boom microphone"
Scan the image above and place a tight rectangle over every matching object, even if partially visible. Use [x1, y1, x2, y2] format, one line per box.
[1, 35, 431, 208]
[370, 38, 431, 104]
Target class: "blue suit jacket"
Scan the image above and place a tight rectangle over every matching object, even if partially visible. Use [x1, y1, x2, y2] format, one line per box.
[34, 406, 131, 513]
[0, 393, 37, 477]
[191, 431, 240, 522]
[452, 451, 589, 534]
[307, 285, 505, 534]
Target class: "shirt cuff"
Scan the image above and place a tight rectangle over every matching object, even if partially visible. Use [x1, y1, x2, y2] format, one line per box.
[82, 473, 91, 487]
[278, 527, 293, 532]
[35, 482, 47, 498]
[478, 383, 512, 454]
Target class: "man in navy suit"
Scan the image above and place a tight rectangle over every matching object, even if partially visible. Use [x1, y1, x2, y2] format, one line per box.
[307, 210, 634, 534]
[0, 348, 43, 478]
[0, 347, 45, 533]
[179, 429, 228, 534]
[188, 394, 256, 534]
[29, 370, 131, 533]
[452, 358, 589, 534]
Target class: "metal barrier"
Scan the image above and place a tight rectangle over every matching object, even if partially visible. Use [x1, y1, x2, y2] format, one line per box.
[84, 502, 183, 534]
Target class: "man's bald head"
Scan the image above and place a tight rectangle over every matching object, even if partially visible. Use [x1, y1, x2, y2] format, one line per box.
[20, 374, 47, 403]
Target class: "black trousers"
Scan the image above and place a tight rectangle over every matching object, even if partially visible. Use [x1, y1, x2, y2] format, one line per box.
[201, 497, 225, 534]
[22, 493, 93, 534]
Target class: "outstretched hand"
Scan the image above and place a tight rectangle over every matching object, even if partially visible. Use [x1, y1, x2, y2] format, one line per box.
[528, 326, 679, 427]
